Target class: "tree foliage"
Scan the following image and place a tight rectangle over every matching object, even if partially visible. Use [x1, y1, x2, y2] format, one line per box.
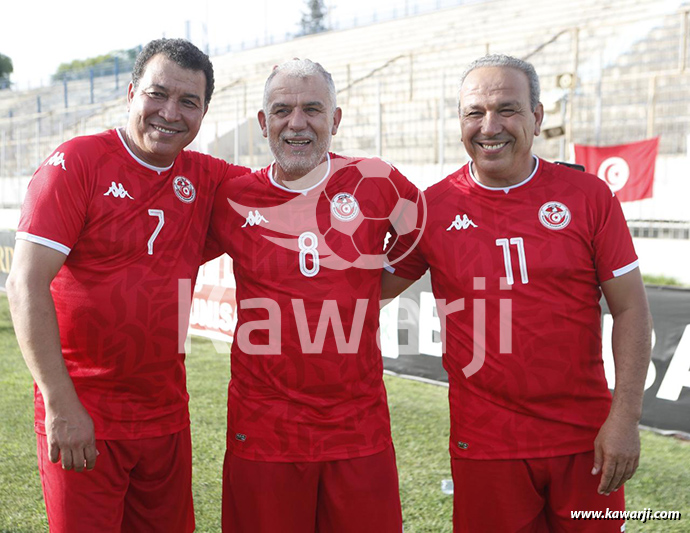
[0, 53, 12, 88]
[52, 47, 140, 81]
[299, 0, 328, 36]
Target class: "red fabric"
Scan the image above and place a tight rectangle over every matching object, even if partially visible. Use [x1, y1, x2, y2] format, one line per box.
[451, 452, 625, 532]
[388, 159, 638, 460]
[574, 137, 659, 202]
[222, 445, 402, 533]
[210, 154, 422, 462]
[19, 129, 250, 439]
[37, 428, 194, 533]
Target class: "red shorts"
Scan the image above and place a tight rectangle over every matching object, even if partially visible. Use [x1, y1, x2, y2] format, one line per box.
[451, 451, 625, 533]
[37, 427, 194, 533]
[222, 445, 403, 533]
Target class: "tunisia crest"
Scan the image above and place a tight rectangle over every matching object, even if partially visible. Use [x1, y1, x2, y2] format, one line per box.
[173, 176, 196, 203]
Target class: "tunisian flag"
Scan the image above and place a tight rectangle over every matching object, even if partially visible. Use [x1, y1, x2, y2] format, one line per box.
[573, 137, 659, 202]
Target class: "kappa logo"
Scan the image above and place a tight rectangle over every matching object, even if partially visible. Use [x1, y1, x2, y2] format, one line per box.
[446, 214, 478, 231]
[242, 210, 269, 227]
[45, 152, 67, 171]
[104, 181, 134, 200]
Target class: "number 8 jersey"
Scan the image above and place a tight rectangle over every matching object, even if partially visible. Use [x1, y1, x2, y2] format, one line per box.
[209, 153, 422, 462]
[17, 128, 250, 440]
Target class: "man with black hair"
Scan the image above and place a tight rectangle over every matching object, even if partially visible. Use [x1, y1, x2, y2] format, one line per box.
[7, 38, 248, 532]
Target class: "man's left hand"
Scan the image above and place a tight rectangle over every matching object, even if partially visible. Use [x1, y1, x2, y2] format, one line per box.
[592, 413, 641, 495]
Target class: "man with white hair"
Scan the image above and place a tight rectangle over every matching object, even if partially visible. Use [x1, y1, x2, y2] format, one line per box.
[382, 54, 652, 532]
[209, 59, 421, 532]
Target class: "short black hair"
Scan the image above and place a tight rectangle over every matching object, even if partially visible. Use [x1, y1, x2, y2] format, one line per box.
[131, 38, 215, 107]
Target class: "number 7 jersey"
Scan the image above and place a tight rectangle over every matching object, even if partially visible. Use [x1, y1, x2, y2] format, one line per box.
[17, 128, 250, 440]
[387, 157, 639, 460]
[209, 153, 423, 462]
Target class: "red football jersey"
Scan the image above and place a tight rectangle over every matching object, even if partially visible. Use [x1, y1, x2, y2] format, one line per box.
[388, 158, 638, 460]
[18, 128, 250, 439]
[210, 153, 422, 462]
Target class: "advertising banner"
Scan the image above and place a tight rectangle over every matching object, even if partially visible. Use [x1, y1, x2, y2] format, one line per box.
[2, 239, 689, 435]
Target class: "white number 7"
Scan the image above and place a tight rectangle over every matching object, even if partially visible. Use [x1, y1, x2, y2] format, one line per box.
[147, 209, 165, 255]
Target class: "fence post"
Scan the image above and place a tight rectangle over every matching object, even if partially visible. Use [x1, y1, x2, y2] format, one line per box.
[234, 97, 241, 165]
[439, 71, 446, 174]
[565, 27, 580, 154]
[16, 129, 21, 177]
[594, 54, 603, 145]
[63, 77, 69, 109]
[408, 54, 414, 101]
[35, 119, 40, 169]
[680, 10, 688, 72]
[1, 130, 5, 179]
[115, 56, 120, 91]
[647, 75, 657, 138]
[376, 80, 383, 157]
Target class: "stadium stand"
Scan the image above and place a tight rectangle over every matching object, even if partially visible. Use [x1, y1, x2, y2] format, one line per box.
[1, 0, 689, 280]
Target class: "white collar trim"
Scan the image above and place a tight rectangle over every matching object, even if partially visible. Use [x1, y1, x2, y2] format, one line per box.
[469, 154, 540, 193]
[268, 153, 332, 195]
[116, 128, 175, 174]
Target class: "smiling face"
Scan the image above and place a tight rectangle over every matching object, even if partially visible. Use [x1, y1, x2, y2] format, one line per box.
[258, 72, 342, 183]
[124, 54, 207, 168]
[459, 66, 544, 187]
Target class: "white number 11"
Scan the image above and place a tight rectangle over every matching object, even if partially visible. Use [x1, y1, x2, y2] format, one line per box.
[495, 237, 529, 285]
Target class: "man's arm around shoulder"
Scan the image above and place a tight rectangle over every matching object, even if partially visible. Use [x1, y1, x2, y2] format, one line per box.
[6, 240, 97, 472]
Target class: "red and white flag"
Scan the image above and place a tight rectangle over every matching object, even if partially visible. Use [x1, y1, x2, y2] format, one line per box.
[573, 137, 659, 202]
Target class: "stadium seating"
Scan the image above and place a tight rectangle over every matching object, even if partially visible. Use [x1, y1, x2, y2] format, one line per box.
[1, 0, 689, 211]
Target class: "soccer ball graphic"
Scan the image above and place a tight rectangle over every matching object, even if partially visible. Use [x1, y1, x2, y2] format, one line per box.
[314, 157, 426, 270]
[226, 155, 426, 271]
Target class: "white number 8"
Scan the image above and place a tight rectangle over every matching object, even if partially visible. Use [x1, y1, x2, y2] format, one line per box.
[299, 232, 320, 277]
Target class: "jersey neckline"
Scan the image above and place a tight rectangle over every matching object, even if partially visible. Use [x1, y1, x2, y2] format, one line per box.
[267, 153, 332, 195]
[467, 154, 540, 194]
[116, 128, 175, 174]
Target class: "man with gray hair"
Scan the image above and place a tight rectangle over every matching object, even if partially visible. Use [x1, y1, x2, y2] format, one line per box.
[209, 58, 423, 532]
[382, 54, 652, 531]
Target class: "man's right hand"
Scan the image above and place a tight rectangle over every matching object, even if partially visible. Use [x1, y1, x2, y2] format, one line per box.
[7, 240, 98, 472]
[45, 400, 97, 472]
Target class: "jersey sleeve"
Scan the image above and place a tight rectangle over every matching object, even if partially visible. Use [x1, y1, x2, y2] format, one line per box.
[221, 163, 252, 182]
[17, 142, 91, 255]
[203, 162, 252, 263]
[591, 182, 639, 283]
[207, 171, 255, 261]
[384, 170, 429, 281]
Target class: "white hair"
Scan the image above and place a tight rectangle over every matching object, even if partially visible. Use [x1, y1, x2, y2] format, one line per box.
[263, 59, 337, 112]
